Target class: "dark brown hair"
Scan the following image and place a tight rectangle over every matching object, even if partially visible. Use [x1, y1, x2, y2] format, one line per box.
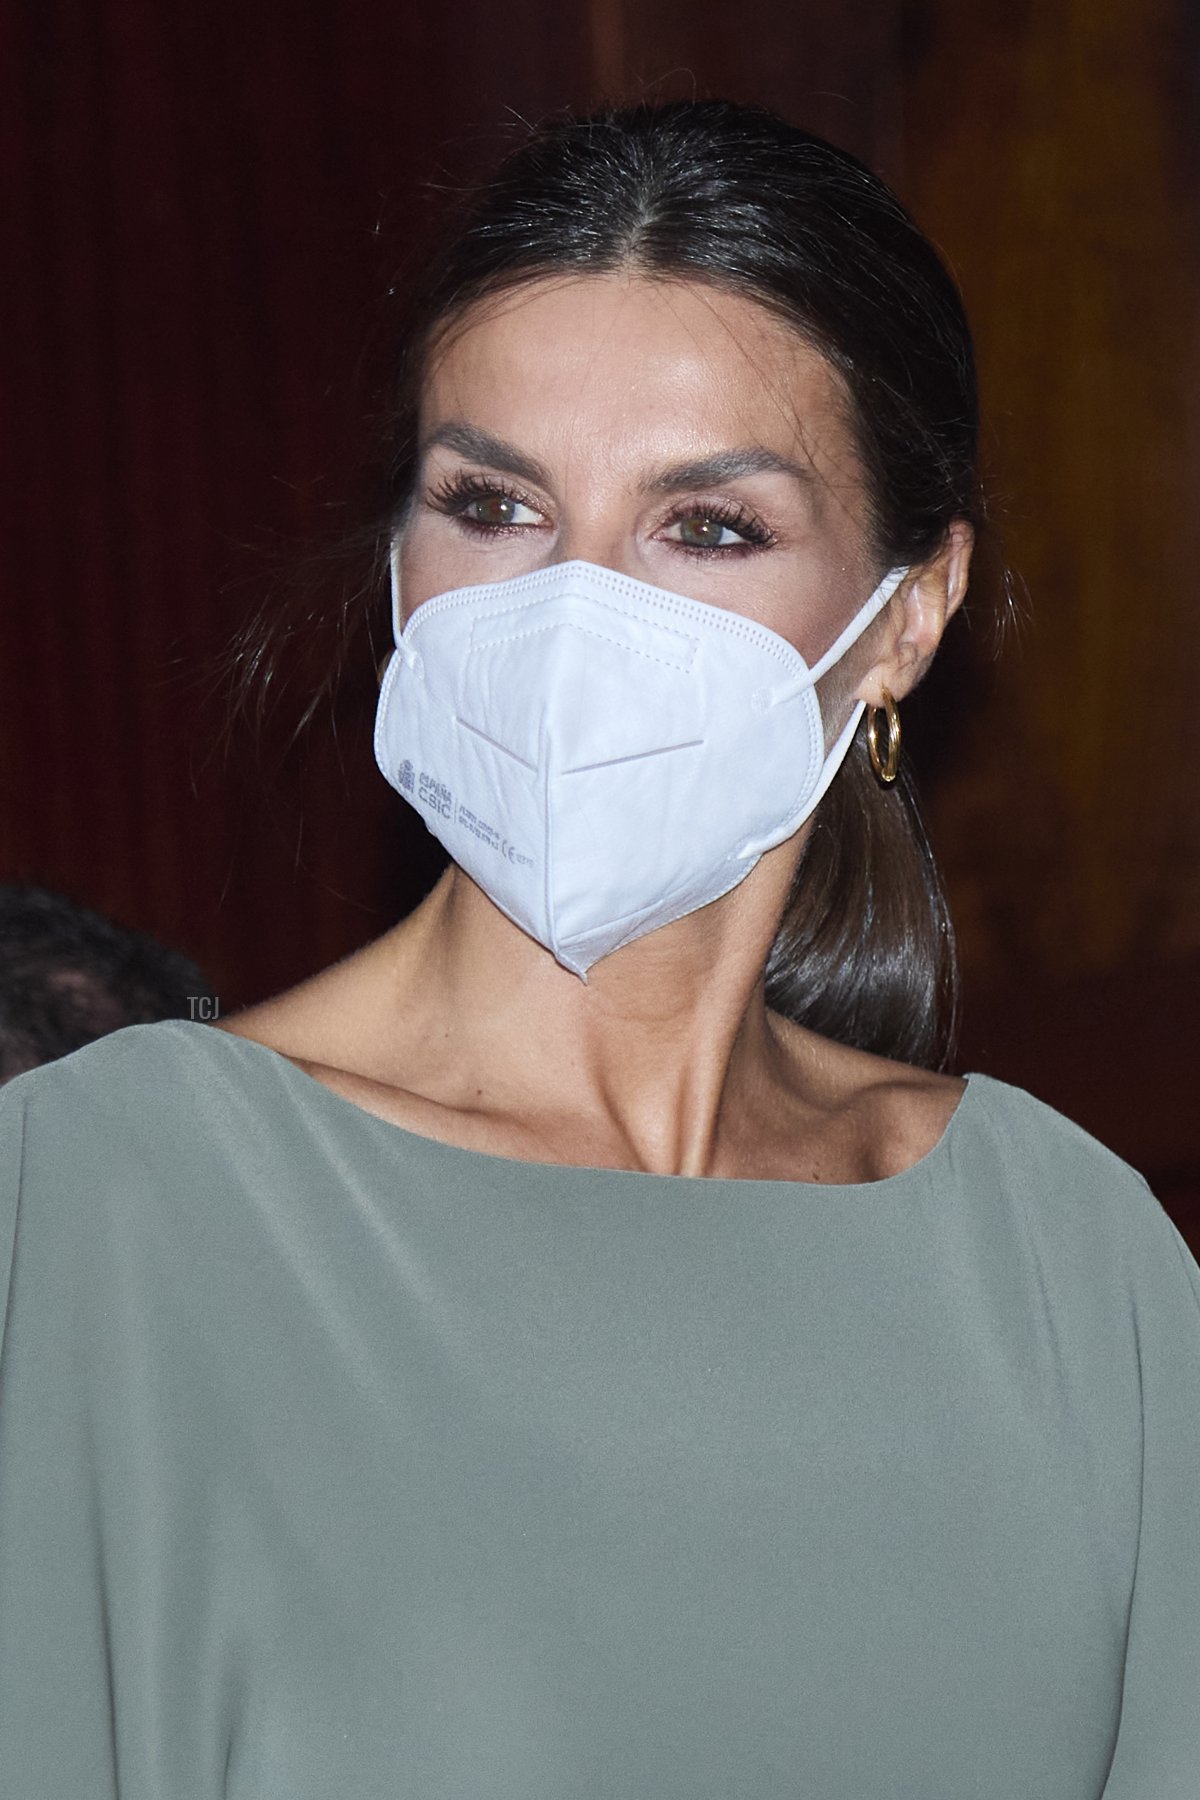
[369, 100, 981, 1067]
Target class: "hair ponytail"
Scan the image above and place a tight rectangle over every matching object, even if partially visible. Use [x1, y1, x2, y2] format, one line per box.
[765, 729, 958, 1068]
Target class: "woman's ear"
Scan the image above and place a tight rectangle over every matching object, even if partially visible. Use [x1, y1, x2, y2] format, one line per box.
[856, 520, 974, 705]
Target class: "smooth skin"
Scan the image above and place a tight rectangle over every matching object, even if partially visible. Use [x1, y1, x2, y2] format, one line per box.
[224, 273, 973, 1181]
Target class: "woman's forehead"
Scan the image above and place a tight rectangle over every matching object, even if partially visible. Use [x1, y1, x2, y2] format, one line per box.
[419, 272, 857, 477]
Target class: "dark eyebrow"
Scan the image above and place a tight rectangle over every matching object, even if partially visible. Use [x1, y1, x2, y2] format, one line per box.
[420, 427, 811, 496]
[420, 422, 552, 489]
[641, 447, 812, 493]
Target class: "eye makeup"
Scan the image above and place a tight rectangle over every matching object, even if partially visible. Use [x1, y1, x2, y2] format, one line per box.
[426, 470, 548, 534]
[425, 469, 777, 557]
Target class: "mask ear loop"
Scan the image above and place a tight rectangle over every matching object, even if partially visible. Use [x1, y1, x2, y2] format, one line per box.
[737, 566, 909, 860]
[759, 566, 908, 710]
[389, 541, 405, 646]
[807, 564, 909, 689]
[388, 539, 428, 678]
[800, 563, 908, 808]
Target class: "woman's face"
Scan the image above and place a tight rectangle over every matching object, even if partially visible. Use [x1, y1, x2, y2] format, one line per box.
[398, 273, 880, 669]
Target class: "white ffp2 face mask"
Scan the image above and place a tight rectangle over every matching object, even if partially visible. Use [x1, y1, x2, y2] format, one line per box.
[374, 558, 906, 977]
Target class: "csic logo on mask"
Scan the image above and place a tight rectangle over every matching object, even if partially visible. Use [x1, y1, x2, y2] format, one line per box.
[400, 755, 535, 870]
[417, 771, 453, 819]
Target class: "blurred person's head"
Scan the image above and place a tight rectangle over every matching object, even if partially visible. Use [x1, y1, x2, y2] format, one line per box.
[0, 885, 215, 1083]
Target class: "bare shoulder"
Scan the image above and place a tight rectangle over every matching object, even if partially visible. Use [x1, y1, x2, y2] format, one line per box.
[213, 938, 499, 1149]
[768, 1014, 966, 1183]
[217, 935, 395, 1068]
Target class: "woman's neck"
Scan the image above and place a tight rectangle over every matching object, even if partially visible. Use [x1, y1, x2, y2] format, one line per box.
[381, 861, 804, 1175]
[223, 842, 963, 1182]
[238, 844, 822, 1177]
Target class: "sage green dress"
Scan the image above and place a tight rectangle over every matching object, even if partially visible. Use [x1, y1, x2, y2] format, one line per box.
[1, 1020, 1197, 1798]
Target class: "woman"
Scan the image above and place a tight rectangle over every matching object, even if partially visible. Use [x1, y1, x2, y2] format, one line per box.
[1, 102, 1197, 1798]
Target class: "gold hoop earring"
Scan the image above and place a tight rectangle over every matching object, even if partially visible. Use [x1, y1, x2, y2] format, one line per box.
[866, 689, 901, 785]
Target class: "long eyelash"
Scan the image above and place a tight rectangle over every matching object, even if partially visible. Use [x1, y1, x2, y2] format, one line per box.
[427, 470, 541, 530]
[427, 474, 774, 554]
[664, 498, 775, 553]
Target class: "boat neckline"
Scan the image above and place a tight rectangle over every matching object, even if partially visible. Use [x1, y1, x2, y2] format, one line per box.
[181, 1020, 985, 1195]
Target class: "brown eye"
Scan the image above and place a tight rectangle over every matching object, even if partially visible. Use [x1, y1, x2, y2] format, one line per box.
[676, 511, 770, 550]
[674, 512, 745, 549]
[469, 494, 519, 526]
[665, 503, 773, 551]
[464, 489, 539, 525]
